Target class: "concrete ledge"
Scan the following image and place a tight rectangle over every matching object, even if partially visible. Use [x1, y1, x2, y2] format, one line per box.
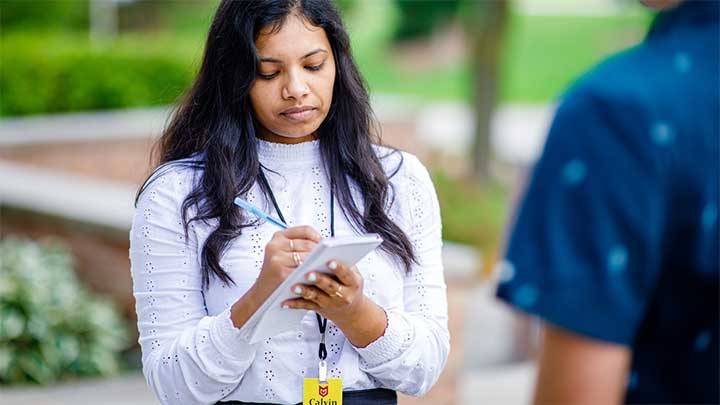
[0, 161, 136, 231]
[442, 240, 481, 281]
[0, 106, 171, 146]
[0, 101, 553, 168]
[462, 282, 529, 368]
[0, 96, 418, 147]
[458, 282, 540, 403]
[459, 361, 537, 404]
[2, 372, 156, 405]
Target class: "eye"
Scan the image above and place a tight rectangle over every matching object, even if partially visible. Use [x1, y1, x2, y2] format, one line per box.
[258, 72, 279, 80]
[305, 62, 325, 72]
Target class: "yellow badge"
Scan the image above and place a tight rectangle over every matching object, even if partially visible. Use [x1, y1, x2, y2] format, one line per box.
[303, 378, 343, 405]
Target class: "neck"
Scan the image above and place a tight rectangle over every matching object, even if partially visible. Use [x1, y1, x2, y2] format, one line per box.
[258, 131, 318, 145]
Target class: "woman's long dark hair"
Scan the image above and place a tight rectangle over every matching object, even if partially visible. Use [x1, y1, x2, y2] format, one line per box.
[136, 0, 416, 288]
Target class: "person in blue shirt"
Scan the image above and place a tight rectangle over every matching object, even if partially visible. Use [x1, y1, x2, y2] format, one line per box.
[496, 1, 719, 403]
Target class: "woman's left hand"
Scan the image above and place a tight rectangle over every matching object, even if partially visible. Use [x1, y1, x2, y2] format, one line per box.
[281, 260, 365, 324]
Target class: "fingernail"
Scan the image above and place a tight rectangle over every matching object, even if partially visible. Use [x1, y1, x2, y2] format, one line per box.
[307, 273, 317, 282]
[328, 261, 337, 270]
[294, 286, 302, 295]
[282, 304, 290, 309]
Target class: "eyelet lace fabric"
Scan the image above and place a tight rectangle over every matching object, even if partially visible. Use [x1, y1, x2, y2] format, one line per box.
[129, 142, 449, 404]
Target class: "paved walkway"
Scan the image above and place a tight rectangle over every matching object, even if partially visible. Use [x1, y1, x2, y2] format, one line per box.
[0, 106, 170, 146]
[414, 101, 553, 166]
[2, 373, 156, 405]
[0, 161, 135, 230]
[0, 98, 554, 168]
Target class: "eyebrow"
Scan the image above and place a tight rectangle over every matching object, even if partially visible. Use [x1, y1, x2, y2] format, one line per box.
[259, 48, 328, 64]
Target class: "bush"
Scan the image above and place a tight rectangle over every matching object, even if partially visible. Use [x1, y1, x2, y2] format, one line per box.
[0, 0, 89, 32]
[432, 171, 509, 264]
[0, 33, 198, 116]
[393, 0, 460, 41]
[0, 237, 129, 385]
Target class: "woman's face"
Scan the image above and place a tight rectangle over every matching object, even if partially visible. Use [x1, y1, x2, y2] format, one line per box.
[250, 15, 336, 142]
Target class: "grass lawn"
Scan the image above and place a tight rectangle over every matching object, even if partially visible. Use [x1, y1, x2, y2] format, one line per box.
[500, 13, 652, 102]
[351, 11, 653, 103]
[3, 3, 653, 107]
[131, 0, 654, 104]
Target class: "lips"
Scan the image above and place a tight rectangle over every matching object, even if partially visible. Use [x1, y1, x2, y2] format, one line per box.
[280, 106, 317, 122]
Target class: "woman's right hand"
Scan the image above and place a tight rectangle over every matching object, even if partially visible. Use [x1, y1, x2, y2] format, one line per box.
[253, 226, 322, 300]
[231, 226, 321, 328]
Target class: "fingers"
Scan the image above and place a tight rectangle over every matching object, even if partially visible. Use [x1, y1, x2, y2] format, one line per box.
[270, 251, 310, 268]
[326, 260, 360, 287]
[290, 285, 329, 306]
[267, 236, 316, 257]
[304, 272, 349, 303]
[282, 269, 357, 311]
[282, 297, 320, 311]
[269, 237, 316, 254]
[277, 226, 321, 243]
[269, 226, 320, 253]
[286, 239, 316, 252]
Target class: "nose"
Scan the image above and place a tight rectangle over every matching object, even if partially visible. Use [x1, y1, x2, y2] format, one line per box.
[282, 70, 310, 100]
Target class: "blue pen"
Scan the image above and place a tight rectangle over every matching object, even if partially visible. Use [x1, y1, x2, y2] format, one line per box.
[233, 197, 288, 229]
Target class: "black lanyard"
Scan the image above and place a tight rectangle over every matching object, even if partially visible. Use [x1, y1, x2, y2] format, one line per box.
[257, 167, 333, 362]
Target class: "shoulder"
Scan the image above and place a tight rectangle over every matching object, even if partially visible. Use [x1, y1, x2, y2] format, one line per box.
[547, 36, 711, 172]
[557, 37, 682, 128]
[373, 145, 433, 186]
[560, 48, 647, 118]
[136, 153, 205, 206]
[542, 44, 667, 163]
[372, 145, 439, 215]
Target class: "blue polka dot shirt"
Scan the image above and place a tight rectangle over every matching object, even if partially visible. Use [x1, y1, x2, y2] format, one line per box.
[497, 2, 719, 403]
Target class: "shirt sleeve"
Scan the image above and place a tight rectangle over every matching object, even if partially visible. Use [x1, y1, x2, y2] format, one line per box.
[130, 166, 258, 405]
[353, 154, 450, 396]
[496, 89, 666, 345]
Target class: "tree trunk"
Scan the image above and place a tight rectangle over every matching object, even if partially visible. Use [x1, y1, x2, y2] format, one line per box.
[466, 0, 508, 183]
[89, 0, 118, 44]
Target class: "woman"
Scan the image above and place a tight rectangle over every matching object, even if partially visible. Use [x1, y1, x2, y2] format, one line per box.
[130, 1, 449, 404]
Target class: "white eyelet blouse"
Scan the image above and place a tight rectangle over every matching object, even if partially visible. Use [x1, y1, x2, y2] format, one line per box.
[129, 140, 449, 404]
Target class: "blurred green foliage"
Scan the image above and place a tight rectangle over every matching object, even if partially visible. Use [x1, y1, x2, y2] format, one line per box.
[352, 11, 651, 103]
[0, 0, 88, 32]
[0, 237, 129, 385]
[393, 0, 459, 41]
[432, 171, 509, 259]
[500, 13, 652, 102]
[0, 33, 198, 116]
[334, 0, 356, 16]
[0, 1, 651, 116]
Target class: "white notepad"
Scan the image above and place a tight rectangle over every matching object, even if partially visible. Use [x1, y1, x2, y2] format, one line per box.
[243, 234, 383, 344]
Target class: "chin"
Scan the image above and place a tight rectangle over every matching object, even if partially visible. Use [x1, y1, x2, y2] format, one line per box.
[284, 133, 315, 139]
[275, 124, 321, 138]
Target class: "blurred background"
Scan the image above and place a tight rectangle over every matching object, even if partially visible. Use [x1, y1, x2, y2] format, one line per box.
[0, 0, 653, 403]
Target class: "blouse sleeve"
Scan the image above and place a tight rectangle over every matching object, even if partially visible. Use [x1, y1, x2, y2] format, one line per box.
[353, 154, 450, 396]
[130, 166, 258, 405]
